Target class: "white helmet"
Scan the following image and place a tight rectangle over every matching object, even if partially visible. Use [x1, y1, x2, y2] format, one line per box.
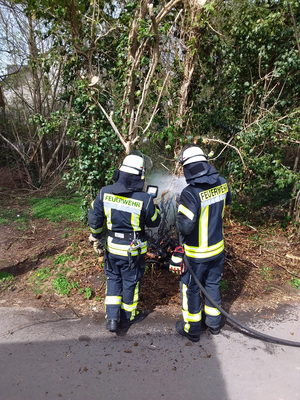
[119, 154, 144, 176]
[181, 145, 207, 166]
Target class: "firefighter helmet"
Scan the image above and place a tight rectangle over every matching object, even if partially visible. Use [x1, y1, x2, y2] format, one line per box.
[119, 154, 145, 176]
[180, 144, 207, 166]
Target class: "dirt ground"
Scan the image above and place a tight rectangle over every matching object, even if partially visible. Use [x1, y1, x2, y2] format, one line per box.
[1, 188, 300, 319]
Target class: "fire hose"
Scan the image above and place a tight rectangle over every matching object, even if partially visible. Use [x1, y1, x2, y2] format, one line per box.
[183, 253, 300, 348]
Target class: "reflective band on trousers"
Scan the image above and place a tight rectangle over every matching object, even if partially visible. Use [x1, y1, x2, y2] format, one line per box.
[121, 282, 140, 320]
[105, 295, 122, 305]
[181, 284, 201, 332]
[204, 305, 221, 316]
[121, 301, 138, 312]
[182, 309, 201, 322]
[182, 283, 188, 312]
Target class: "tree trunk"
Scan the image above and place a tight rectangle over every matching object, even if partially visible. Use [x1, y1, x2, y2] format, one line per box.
[175, 0, 206, 128]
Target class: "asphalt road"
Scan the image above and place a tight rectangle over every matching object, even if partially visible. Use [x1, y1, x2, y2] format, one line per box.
[0, 303, 300, 400]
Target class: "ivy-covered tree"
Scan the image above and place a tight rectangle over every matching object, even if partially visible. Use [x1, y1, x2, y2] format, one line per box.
[184, 0, 300, 220]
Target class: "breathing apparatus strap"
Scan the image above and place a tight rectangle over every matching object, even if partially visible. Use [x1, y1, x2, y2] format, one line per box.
[128, 237, 146, 270]
[107, 230, 145, 241]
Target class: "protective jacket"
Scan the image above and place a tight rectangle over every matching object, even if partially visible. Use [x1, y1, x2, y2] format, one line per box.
[89, 172, 161, 257]
[176, 162, 232, 261]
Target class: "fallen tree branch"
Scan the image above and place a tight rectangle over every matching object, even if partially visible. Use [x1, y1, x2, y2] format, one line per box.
[0, 315, 80, 338]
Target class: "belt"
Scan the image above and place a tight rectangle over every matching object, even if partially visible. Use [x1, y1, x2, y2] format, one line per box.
[107, 230, 145, 241]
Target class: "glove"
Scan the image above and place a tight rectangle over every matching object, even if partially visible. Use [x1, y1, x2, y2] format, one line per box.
[169, 246, 185, 275]
[89, 234, 104, 255]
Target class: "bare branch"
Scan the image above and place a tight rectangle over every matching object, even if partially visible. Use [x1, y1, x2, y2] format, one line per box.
[289, 2, 300, 60]
[41, 95, 73, 181]
[143, 71, 171, 136]
[91, 94, 130, 153]
[0, 132, 25, 160]
[202, 137, 247, 171]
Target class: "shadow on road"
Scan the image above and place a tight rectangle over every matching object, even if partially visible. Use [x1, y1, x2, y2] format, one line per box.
[0, 308, 229, 400]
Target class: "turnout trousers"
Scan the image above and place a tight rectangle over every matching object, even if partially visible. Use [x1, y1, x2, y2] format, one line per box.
[104, 252, 145, 323]
[180, 252, 225, 336]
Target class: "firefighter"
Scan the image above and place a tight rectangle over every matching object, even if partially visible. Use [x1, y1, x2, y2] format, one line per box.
[173, 144, 232, 342]
[88, 152, 161, 332]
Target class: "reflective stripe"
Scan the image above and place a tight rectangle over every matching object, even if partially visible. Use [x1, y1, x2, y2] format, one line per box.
[204, 305, 221, 316]
[103, 193, 143, 215]
[105, 295, 122, 305]
[184, 322, 191, 333]
[182, 283, 188, 311]
[201, 192, 227, 207]
[90, 226, 104, 235]
[121, 282, 139, 320]
[182, 309, 201, 322]
[199, 205, 209, 249]
[91, 201, 94, 209]
[178, 204, 194, 220]
[151, 207, 160, 222]
[130, 282, 140, 321]
[131, 211, 140, 232]
[222, 198, 226, 218]
[121, 301, 138, 311]
[184, 240, 224, 258]
[104, 207, 112, 230]
[106, 236, 147, 257]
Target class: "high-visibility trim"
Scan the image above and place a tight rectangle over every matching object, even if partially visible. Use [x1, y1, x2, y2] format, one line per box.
[222, 198, 226, 218]
[91, 201, 95, 209]
[182, 310, 202, 322]
[199, 183, 228, 206]
[90, 226, 104, 235]
[199, 205, 209, 249]
[103, 193, 143, 215]
[131, 211, 140, 232]
[184, 240, 224, 258]
[121, 301, 138, 312]
[181, 284, 191, 333]
[178, 204, 194, 221]
[204, 305, 221, 316]
[184, 322, 191, 333]
[106, 236, 147, 257]
[104, 207, 112, 230]
[182, 283, 188, 311]
[151, 206, 160, 222]
[121, 282, 140, 320]
[133, 281, 139, 302]
[105, 295, 122, 305]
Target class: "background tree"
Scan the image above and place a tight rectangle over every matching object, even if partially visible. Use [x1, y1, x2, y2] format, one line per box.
[0, 0, 72, 187]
